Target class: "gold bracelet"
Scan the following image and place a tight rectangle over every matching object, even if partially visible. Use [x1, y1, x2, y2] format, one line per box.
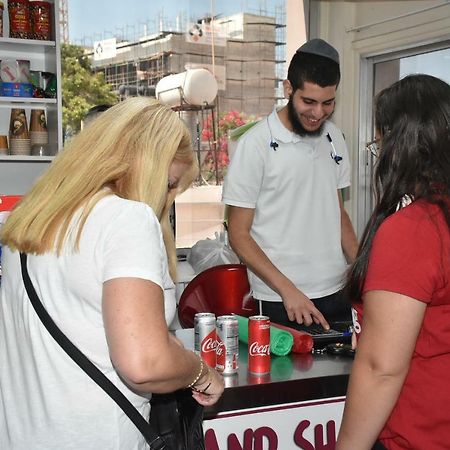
[193, 368, 212, 393]
[187, 357, 204, 389]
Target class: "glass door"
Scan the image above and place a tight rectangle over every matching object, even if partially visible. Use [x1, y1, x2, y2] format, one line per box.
[357, 42, 450, 236]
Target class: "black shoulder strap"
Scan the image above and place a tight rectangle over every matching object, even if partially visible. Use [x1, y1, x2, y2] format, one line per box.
[20, 252, 166, 450]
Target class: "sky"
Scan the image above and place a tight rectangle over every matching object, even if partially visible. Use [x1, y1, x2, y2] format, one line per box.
[68, 0, 282, 46]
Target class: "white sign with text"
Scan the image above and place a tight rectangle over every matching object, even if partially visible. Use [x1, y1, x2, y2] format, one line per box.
[204, 396, 345, 450]
[93, 38, 117, 61]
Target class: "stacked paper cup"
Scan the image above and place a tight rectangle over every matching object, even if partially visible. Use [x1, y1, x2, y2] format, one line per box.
[30, 109, 49, 155]
[0, 136, 8, 155]
[9, 109, 31, 156]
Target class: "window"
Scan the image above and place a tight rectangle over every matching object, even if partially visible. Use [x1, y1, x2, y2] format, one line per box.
[357, 43, 450, 233]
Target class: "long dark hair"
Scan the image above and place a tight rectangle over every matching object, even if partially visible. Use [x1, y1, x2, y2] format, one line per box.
[346, 74, 450, 302]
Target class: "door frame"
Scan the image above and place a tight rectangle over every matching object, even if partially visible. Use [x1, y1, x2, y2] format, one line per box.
[357, 40, 450, 236]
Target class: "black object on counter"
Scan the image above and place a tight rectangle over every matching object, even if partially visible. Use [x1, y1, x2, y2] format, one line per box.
[326, 343, 355, 358]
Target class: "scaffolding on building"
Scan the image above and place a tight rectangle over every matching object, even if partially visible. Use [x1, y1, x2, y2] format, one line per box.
[59, 0, 70, 43]
[85, 8, 285, 115]
[82, 7, 285, 185]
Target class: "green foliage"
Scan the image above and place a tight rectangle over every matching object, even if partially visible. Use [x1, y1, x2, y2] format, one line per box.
[61, 43, 118, 137]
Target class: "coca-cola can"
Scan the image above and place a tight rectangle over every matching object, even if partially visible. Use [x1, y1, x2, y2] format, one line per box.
[248, 315, 271, 374]
[216, 315, 239, 375]
[194, 312, 217, 368]
[247, 371, 271, 385]
[224, 373, 239, 388]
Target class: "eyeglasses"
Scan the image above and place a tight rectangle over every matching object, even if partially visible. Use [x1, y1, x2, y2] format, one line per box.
[366, 138, 380, 158]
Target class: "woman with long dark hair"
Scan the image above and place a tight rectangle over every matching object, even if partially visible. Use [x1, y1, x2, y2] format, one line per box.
[336, 74, 450, 449]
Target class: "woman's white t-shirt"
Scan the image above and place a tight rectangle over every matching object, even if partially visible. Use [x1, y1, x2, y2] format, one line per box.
[0, 195, 176, 449]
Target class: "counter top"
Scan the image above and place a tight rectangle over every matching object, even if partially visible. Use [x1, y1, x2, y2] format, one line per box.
[205, 343, 352, 418]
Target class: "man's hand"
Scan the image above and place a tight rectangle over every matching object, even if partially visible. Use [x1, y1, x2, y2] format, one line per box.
[281, 286, 329, 329]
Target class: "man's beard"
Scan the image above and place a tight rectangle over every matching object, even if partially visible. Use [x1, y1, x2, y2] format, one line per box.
[287, 95, 326, 137]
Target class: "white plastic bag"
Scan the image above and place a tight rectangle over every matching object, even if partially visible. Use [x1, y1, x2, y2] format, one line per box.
[187, 231, 240, 274]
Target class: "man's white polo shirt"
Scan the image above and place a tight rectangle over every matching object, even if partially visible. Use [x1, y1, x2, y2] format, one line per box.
[222, 107, 351, 300]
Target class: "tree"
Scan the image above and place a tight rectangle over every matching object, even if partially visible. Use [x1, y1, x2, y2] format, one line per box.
[61, 43, 117, 138]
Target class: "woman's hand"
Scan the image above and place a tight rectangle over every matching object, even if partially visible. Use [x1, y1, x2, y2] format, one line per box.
[191, 367, 225, 406]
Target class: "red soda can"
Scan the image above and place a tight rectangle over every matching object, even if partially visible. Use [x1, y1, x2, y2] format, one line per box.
[216, 315, 239, 374]
[194, 312, 217, 368]
[248, 315, 271, 374]
[247, 371, 271, 385]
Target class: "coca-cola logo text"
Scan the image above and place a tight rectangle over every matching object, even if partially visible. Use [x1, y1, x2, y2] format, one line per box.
[216, 341, 225, 356]
[201, 337, 218, 353]
[249, 342, 270, 356]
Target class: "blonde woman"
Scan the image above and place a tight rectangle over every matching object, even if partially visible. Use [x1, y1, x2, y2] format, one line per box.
[0, 98, 224, 450]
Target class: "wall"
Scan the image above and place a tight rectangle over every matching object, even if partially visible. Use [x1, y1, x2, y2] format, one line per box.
[305, 0, 450, 231]
[286, 0, 308, 67]
[176, 185, 225, 248]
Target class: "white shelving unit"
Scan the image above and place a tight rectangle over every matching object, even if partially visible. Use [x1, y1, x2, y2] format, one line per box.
[0, 96, 57, 104]
[0, 0, 62, 194]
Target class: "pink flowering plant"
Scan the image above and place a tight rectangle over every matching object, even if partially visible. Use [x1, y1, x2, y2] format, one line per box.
[200, 110, 248, 184]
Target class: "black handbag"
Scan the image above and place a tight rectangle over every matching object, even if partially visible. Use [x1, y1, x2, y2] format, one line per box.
[150, 390, 205, 450]
[20, 252, 205, 450]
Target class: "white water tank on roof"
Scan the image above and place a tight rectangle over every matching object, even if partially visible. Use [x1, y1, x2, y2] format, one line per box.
[155, 68, 218, 107]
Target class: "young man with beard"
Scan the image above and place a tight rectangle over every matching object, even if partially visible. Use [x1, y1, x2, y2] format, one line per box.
[222, 39, 358, 331]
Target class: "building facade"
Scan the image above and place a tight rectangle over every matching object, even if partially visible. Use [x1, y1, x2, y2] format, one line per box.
[88, 12, 285, 118]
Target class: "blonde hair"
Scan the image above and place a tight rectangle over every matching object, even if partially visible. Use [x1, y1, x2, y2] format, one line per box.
[1, 97, 198, 279]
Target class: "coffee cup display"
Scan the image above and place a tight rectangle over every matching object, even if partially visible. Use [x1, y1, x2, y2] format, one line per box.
[0, 135, 8, 155]
[30, 109, 48, 150]
[9, 108, 30, 155]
